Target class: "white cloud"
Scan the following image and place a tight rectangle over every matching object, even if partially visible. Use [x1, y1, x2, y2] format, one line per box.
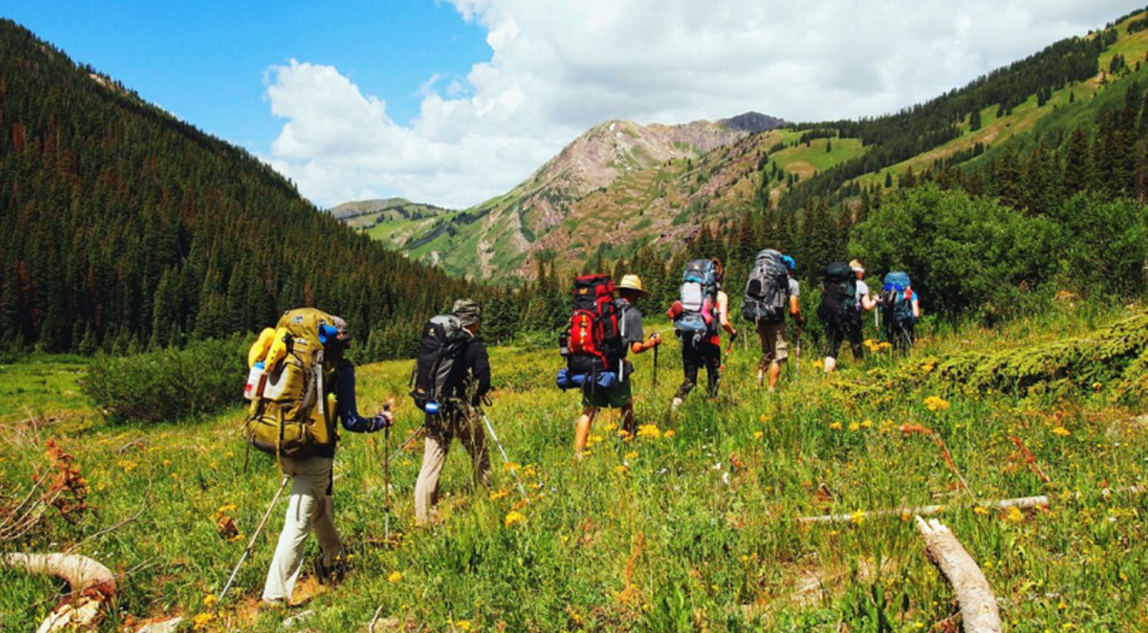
[264, 0, 1144, 209]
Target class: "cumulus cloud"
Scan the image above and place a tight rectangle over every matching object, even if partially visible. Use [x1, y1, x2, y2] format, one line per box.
[264, 0, 1143, 209]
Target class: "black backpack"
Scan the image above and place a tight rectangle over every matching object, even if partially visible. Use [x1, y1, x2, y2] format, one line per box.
[818, 261, 858, 326]
[410, 315, 470, 411]
[742, 249, 789, 323]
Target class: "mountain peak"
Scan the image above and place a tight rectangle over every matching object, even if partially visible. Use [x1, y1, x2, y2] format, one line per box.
[720, 111, 790, 134]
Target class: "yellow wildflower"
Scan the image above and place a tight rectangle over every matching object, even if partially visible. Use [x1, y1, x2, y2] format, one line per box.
[193, 613, 215, 631]
[489, 490, 509, 501]
[1004, 506, 1024, 523]
[624, 451, 638, 460]
[753, 431, 764, 440]
[759, 414, 768, 423]
[455, 620, 473, 632]
[504, 510, 526, 528]
[217, 503, 237, 515]
[636, 424, 662, 439]
[502, 462, 520, 472]
[1052, 427, 1070, 437]
[388, 571, 402, 584]
[848, 422, 860, 432]
[974, 507, 990, 516]
[116, 460, 137, 473]
[615, 465, 628, 475]
[924, 396, 950, 412]
[861, 419, 873, 429]
[850, 510, 866, 525]
[202, 594, 218, 608]
[602, 422, 619, 433]
[663, 429, 675, 439]
[829, 421, 843, 430]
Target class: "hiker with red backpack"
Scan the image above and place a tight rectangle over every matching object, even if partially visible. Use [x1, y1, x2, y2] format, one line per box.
[411, 299, 493, 527]
[245, 310, 393, 606]
[559, 274, 661, 459]
[666, 258, 737, 411]
[743, 252, 805, 391]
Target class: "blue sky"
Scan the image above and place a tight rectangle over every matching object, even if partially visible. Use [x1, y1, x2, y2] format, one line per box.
[2, 1, 1145, 209]
[1, 1, 490, 147]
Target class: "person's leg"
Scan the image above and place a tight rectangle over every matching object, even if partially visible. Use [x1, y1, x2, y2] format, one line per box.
[574, 406, 597, 456]
[675, 342, 701, 407]
[306, 462, 345, 570]
[848, 316, 865, 360]
[414, 416, 451, 526]
[262, 457, 329, 603]
[704, 342, 722, 397]
[457, 408, 493, 489]
[767, 321, 788, 390]
[823, 320, 844, 374]
[756, 320, 771, 386]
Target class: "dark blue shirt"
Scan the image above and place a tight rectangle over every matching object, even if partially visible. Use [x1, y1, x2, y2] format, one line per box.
[314, 360, 383, 459]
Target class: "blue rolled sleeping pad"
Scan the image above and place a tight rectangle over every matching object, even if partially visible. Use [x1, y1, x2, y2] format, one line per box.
[556, 368, 619, 390]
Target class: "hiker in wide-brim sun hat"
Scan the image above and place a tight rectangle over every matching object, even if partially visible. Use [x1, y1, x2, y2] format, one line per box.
[849, 259, 865, 274]
[617, 274, 650, 297]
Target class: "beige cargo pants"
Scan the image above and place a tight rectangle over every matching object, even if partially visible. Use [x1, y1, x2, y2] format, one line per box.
[261, 456, 344, 603]
[414, 407, 492, 526]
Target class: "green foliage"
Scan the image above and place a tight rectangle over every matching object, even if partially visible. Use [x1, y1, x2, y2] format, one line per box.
[1051, 192, 1148, 298]
[850, 185, 1059, 319]
[82, 337, 247, 423]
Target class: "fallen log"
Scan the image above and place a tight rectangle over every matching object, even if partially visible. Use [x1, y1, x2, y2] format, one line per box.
[796, 485, 1146, 524]
[915, 516, 1001, 633]
[2, 552, 116, 633]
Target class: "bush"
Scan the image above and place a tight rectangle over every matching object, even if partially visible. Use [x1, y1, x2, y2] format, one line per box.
[1052, 192, 1148, 298]
[850, 185, 1059, 321]
[82, 337, 248, 424]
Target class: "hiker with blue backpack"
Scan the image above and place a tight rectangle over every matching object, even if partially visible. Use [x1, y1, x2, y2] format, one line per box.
[559, 274, 661, 459]
[666, 258, 737, 412]
[742, 251, 805, 391]
[878, 271, 920, 353]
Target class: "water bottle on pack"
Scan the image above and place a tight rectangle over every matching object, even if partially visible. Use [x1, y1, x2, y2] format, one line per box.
[244, 361, 267, 400]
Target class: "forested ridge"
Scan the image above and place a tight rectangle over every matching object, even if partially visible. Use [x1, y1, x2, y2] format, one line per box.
[0, 19, 472, 358]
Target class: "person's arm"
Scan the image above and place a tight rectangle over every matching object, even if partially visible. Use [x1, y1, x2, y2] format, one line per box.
[631, 332, 660, 354]
[467, 340, 492, 403]
[717, 292, 736, 336]
[335, 362, 390, 432]
[665, 301, 682, 321]
[912, 297, 921, 319]
[860, 283, 878, 311]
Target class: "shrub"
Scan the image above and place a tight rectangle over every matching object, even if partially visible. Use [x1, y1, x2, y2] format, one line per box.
[850, 185, 1059, 320]
[82, 337, 248, 424]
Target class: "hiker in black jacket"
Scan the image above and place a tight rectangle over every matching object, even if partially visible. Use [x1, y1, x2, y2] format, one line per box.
[413, 299, 493, 526]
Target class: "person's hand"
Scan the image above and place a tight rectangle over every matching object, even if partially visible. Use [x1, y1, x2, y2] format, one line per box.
[795, 313, 807, 327]
[649, 332, 662, 347]
[374, 409, 394, 430]
[730, 329, 739, 341]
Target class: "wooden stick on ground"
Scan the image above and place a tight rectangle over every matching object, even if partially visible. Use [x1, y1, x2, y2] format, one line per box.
[914, 516, 1001, 633]
[2, 552, 117, 633]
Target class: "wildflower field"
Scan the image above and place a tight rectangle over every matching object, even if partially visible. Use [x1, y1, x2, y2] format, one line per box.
[1, 303, 1147, 632]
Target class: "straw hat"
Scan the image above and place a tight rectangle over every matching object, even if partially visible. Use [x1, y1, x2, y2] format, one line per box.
[849, 259, 865, 273]
[617, 274, 650, 297]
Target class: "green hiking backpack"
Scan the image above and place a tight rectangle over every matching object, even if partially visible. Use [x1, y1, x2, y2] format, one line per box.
[244, 308, 341, 459]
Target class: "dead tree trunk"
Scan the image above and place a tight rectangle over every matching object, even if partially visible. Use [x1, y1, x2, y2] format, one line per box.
[2, 552, 116, 633]
[914, 517, 1001, 633]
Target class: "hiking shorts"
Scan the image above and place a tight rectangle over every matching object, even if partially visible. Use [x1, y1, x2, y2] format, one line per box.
[582, 373, 632, 409]
[756, 319, 788, 364]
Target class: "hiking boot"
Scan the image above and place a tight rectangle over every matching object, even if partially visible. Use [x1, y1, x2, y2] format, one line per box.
[316, 558, 348, 585]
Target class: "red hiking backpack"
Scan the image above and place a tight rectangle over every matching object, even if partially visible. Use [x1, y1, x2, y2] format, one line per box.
[561, 274, 624, 377]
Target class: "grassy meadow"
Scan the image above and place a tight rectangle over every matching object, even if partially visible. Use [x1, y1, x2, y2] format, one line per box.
[1, 304, 1147, 632]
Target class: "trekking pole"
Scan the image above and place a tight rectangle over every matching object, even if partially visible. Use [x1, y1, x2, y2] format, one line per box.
[652, 333, 660, 389]
[479, 410, 530, 504]
[218, 475, 290, 602]
[719, 335, 736, 373]
[388, 423, 427, 463]
[383, 402, 392, 542]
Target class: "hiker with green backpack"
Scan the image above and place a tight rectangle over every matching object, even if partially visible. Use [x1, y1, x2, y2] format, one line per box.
[818, 259, 876, 374]
[243, 309, 393, 605]
[411, 299, 493, 527]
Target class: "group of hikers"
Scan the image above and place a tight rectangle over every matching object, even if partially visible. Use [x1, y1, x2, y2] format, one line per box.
[237, 251, 921, 605]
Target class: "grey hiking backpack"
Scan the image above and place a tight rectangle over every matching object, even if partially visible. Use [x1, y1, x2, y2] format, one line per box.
[742, 249, 789, 323]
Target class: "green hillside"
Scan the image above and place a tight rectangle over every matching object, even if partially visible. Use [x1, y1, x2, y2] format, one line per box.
[370, 7, 1148, 286]
[0, 20, 473, 357]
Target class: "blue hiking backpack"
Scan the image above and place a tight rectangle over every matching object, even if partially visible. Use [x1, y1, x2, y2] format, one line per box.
[881, 271, 915, 325]
[676, 259, 719, 345]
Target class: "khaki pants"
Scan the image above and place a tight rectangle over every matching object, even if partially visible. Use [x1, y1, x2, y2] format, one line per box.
[262, 456, 343, 602]
[414, 408, 492, 526]
[756, 319, 789, 366]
